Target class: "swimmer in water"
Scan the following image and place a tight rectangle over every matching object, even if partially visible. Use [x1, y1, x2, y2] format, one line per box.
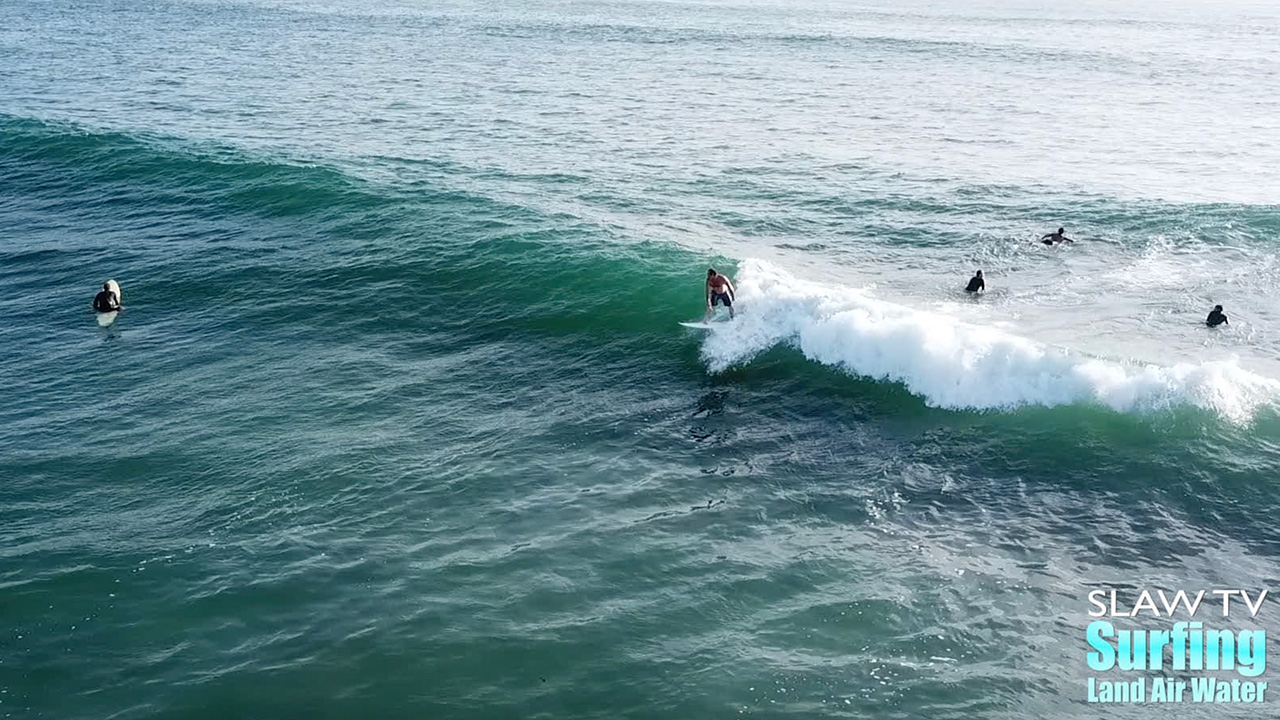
[965, 270, 985, 293]
[1206, 305, 1228, 327]
[1040, 227, 1073, 245]
[706, 268, 735, 319]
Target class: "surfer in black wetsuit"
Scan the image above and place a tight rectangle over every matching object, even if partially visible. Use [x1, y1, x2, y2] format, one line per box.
[1206, 305, 1228, 327]
[706, 268, 735, 319]
[965, 270, 985, 293]
[92, 282, 120, 313]
[1041, 227, 1073, 245]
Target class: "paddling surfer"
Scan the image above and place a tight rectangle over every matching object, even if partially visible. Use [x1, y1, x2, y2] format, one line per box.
[1041, 227, 1073, 245]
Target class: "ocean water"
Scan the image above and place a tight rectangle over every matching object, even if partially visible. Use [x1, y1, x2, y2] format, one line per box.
[3, 0, 1280, 717]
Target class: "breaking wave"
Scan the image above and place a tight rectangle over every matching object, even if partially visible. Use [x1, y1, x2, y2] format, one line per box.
[700, 259, 1280, 422]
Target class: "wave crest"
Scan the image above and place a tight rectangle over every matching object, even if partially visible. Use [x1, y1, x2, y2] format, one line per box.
[700, 259, 1279, 422]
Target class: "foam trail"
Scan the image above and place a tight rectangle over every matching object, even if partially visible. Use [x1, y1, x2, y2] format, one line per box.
[701, 260, 1280, 422]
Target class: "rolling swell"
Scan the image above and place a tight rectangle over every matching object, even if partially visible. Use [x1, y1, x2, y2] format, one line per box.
[0, 113, 395, 223]
[5, 115, 1278, 432]
[0, 116, 718, 409]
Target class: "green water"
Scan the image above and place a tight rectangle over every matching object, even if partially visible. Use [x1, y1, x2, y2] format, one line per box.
[3, 1, 1280, 718]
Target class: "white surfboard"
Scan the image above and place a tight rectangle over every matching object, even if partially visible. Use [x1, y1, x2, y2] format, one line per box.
[679, 321, 726, 330]
[96, 279, 122, 327]
[681, 307, 732, 330]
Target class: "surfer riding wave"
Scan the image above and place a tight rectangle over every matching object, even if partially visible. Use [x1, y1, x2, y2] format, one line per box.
[706, 268, 735, 320]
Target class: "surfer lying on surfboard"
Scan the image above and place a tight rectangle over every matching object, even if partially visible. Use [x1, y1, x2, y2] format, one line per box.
[93, 282, 122, 313]
[706, 268, 735, 319]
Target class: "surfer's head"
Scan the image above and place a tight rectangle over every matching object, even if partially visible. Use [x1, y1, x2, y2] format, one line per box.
[975, 270, 983, 277]
[1058, 227, 1065, 234]
[103, 282, 111, 291]
[1214, 305, 1223, 312]
[707, 268, 717, 278]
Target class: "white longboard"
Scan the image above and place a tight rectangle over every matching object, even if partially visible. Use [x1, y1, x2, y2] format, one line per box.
[96, 279, 122, 327]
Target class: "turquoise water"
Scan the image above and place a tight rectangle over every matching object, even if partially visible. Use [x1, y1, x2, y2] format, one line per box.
[3, 1, 1280, 718]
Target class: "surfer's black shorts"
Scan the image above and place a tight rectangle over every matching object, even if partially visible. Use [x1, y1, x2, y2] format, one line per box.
[711, 291, 732, 307]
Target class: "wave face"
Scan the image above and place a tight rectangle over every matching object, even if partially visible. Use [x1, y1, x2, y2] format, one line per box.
[701, 260, 1280, 422]
[6, 112, 1276, 429]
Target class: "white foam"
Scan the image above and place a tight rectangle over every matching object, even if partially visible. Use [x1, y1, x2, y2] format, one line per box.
[700, 259, 1280, 422]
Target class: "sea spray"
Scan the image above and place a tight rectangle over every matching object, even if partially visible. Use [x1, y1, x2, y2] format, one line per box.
[700, 259, 1280, 421]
